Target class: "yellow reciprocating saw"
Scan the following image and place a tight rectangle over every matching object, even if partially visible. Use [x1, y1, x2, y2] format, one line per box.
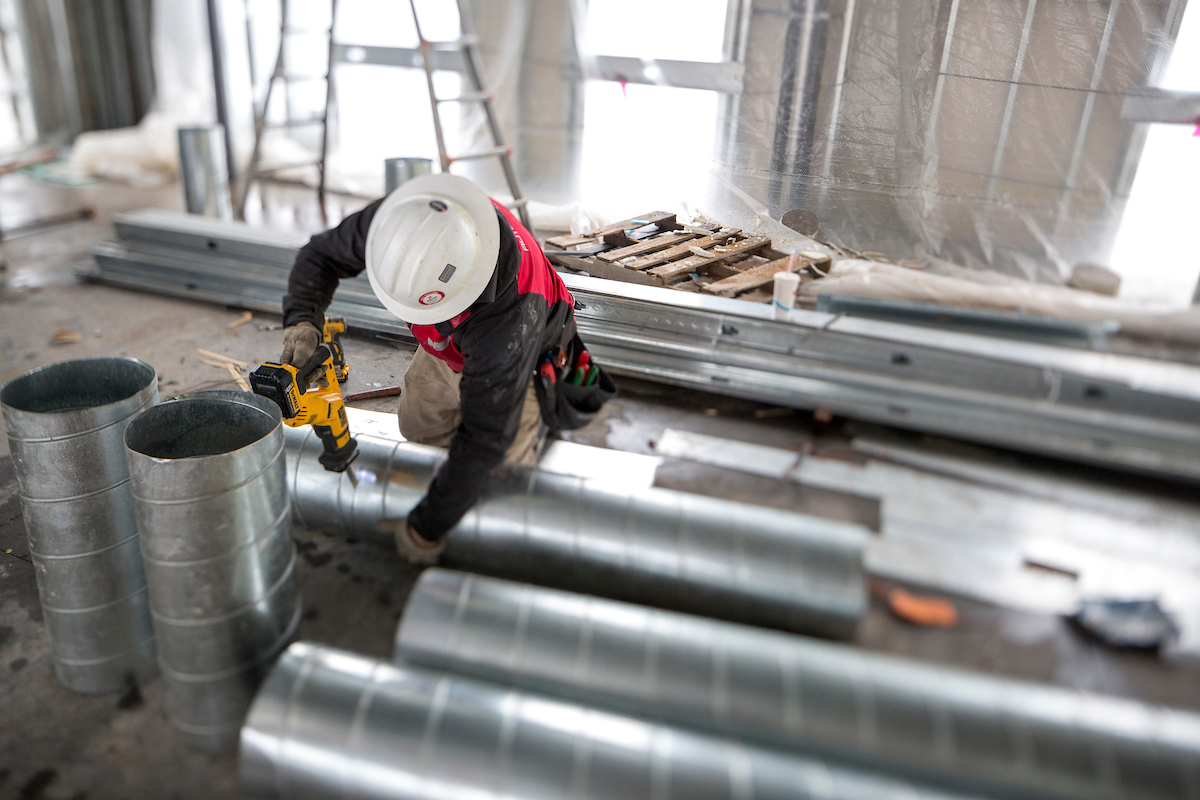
[322, 317, 349, 383]
[249, 344, 358, 473]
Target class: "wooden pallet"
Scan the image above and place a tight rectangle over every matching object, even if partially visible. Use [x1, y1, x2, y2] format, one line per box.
[702, 251, 833, 297]
[544, 210, 831, 299]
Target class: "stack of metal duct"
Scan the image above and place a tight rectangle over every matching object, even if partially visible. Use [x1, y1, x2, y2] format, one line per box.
[0, 358, 159, 693]
[240, 640, 984, 800]
[89, 209, 1200, 482]
[124, 393, 300, 750]
[285, 425, 869, 639]
[395, 570, 1200, 800]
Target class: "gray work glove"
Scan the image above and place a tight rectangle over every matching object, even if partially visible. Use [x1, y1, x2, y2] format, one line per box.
[280, 321, 321, 368]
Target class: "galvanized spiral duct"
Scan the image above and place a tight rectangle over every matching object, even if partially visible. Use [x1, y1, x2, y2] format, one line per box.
[395, 570, 1200, 800]
[240, 640, 981, 800]
[0, 358, 159, 693]
[285, 427, 868, 639]
[124, 393, 300, 751]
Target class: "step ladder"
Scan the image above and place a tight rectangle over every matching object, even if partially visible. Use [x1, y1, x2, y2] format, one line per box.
[407, 0, 532, 230]
[238, 0, 338, 222]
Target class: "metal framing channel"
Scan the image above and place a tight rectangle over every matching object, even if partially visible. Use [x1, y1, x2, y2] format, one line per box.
[240, 640, 985, 800]
[985, 0, 1038, 200]
[819, 0, 858, 185]
[124, 394, 300, 751]
[718, 0, 754, 164]
[1, 358, 160, 694]
[286, 426, 869, 639]
[919, 0, 962, 198]
[87, 211, 1200, 481]
[1055, 0, 1123, 232]
[397, 570, 1200, 800]
[45, 0, 82, 136]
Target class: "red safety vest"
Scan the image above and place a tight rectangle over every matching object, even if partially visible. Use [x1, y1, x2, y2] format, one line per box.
[409, 201, 573, 373]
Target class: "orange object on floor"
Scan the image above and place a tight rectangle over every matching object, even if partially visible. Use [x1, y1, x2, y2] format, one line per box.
[887, 588, 959, 628]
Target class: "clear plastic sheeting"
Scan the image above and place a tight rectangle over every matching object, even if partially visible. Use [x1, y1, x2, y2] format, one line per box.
[461, 0, 1195, 300]
[710, 0, 1190, 287]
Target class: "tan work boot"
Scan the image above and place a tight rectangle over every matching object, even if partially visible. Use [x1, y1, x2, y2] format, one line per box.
[391, 521, 445, 567]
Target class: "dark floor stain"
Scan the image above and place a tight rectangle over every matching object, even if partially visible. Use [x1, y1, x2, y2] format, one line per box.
[0, 768, 9, 785]
[295, 540, 318, 554]
[9, 657, 27, 672]
[376, 591, 391, 608]
[19, 768, 56, 799]
[302, 551, 332, 568]
[116, 682, 144, 711]
[302, 607, 319, 621]
[0, 625, 12, 648]
[351, 574, 364, 584]
[345, 537, 359, 545]
[336, 563, 350, 574]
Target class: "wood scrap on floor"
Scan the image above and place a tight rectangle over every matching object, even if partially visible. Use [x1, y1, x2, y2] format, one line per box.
[195, 348, 249, 368]
[226, 310, 254, 329]
[544, 210, 834, 303]
[48, 329, 84, 345]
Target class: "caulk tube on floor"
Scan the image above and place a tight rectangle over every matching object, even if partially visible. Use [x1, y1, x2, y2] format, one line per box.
[240, 640, 985, 800]
[284, 426, 869, 639]
[1, 358, 159, 693]
[773, 270, 800, 320]
[394, 570, 1200, 800]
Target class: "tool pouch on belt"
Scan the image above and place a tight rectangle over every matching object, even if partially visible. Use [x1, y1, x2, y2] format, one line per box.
[533, 333, 616, 431]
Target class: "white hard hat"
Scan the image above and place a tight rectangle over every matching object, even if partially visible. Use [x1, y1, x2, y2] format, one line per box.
[365, 173, 500, 325]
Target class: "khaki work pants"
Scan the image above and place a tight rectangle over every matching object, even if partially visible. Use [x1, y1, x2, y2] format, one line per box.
[397, 346, 544, 467]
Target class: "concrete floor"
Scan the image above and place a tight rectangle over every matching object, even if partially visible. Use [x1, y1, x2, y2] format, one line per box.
[2, 174, 1200, 799]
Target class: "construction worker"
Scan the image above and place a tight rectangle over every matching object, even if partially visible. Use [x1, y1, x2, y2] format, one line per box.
[279, 174, 612, 565]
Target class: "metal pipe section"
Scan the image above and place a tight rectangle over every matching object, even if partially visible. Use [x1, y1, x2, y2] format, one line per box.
[240, 640, 981, 800]
[178, 125, 233, 220]
[383, 157, 433, 194]
[124, 394, 299, 751]
[286, 427, 867, 639]
[0, 358, 159, 693]
[396, 570, 1200, 800]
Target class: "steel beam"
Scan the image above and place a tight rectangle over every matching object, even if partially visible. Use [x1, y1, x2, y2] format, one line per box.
[334, 42, 746, 94]
[1122, 88, 1200, 124]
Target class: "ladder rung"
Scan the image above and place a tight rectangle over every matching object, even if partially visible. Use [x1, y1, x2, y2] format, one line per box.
[507, 198, 529, 209]
[420, 34, 480, 51]
[255, 161, 322, 175]
[279, 74, 327, 83]
[436, 90, 492, 104]
[283, 26, 334, 35]
[264, 117, 326, 129]
[448, 146, 512, 163]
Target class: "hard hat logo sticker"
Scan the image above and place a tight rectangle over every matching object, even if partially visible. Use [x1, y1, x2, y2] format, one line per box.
[419, 291, 445, 306]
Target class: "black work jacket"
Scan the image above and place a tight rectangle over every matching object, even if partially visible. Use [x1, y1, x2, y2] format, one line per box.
[282, 198, 575, 540]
